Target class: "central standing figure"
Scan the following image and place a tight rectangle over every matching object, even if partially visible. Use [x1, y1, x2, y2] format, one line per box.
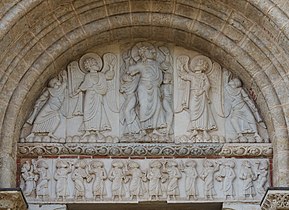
[128, 42, 166, 134]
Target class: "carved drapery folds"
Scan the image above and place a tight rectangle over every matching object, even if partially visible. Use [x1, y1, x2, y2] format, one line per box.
[20, 42, 269, 144]
[20, 158, 270, 203]
[18, 42, 272, 205]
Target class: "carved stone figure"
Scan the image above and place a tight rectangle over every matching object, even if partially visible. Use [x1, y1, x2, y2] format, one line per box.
[224, 77, 263, 142]
[54, 160, 72, 201]
[71, 160, 92, 200]
[77, 53, 116, 139]
[239, 160, 257, 199]
[108, 160, 126, 200]
[89, 160, 107, 200]
[177, 55, 216, 141]
[147, 160, 163, 200]
[256, 160, 269, 195]
[34, 159, 51, 199]
[162, 72, 174, 136]
[128, 42, 166, 135]
[120, 73, 141, 135]
[27, 71, 67, 139]
[164, 160, 182, 200]
[215, 159, 236, 199]
[21, 161, 37, 196]
[126, 161, 146, 200]
[200, 159, 220, 199]
[182, 160, 198, 200]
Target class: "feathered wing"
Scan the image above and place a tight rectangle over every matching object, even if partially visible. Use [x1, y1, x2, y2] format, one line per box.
[206, 62, 225, 117]
[103, 53, 120, 113]
[175, 55, 190, 113]
[67, 61, 85, 117]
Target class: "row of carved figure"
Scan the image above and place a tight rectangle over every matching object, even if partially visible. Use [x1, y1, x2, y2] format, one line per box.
[20, 42, 268, 144]
[20, 158, 269, 201]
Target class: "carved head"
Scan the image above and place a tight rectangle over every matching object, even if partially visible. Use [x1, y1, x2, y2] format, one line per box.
[21, 161, 31, 172]
[185, 160, 197, 167]
[112, 160, 124, 168]
[91, 160, 103, 168]
[150, 160, 162, 168]
[167, 160, 178, 167]
[37, 160, 49, 169]
[128, 161, 140, 169]
[190, 55, 212, 73]
[56, 160, 69, 168]
[48, 78, 60, 88]
[79, 53, 103, 73]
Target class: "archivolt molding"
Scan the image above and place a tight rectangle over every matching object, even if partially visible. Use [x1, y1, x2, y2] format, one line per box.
[0, 0, 289, 187]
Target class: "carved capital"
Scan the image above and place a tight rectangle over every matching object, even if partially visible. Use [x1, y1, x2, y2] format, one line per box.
[261, 188, 289, 210]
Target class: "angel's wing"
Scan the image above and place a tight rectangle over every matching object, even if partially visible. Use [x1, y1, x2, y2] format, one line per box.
[175, 55, 190, 113]
[67, 61, 85, 117]
[206, 62, 224, 117]
[157, 46, 173, 73]
[103, 53, 120, 113]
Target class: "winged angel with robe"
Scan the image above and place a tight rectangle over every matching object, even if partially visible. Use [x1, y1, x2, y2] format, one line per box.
[175, 55, 224, 141]
[70, 52, 119, 139]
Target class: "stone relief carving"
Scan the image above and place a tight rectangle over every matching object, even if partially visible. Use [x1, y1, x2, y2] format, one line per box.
[215, 159, 236, 199]
[181, 160, 198, 200]
[20, 157, 269, 203]
[239, 160, 258, 199]
[89, 160, 107, 200]
[54, 160, 72, 201]
[34, 159, 51, 199]
[18, 143, 273, 157]
[21, 160, 37, 196]
[20, 43, 268, 144]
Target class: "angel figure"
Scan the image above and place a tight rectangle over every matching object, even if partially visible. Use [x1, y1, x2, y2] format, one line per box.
[76, 53, 117, 139]
[71, 159, 92, 200]
[176, 55, 217, 141]
[224, 76, 263, 142]
[89, 160, 107, 200]
[128, 42, 166, 135]
[34, 159, 51, 199]
[126, 161, 147, 200]
[181, 160, 198, 200]
[27, 71, 67, 139]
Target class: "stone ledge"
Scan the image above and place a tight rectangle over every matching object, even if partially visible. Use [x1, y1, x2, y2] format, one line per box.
[0, 188, 28, 210]
[17, 143, 272, 157]
[260, 188, 289, 210]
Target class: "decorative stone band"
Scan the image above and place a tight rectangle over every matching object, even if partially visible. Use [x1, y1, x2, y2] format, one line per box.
[18, 143, 272, 158]
[260, 188, 289, 210]
[0, 188, 28, 210]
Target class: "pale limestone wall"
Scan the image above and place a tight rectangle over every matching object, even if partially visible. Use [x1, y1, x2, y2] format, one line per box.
[0, 0, 288, 195]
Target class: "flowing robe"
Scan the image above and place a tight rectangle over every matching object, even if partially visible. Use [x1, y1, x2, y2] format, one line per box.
[166, 166, 181, 196]
[36, 168, 50, 197]
[147, 168, 162, 196]
[91, 168, 107, 196]
[225, 84, 258, 134]
[80, 72, 111, 132]
[129, 168, 144, 196]
[32, 84, 66, 133]
[129, 60, 165, 130]
[180, 72, 216, 131]
[54, 168, 70, 198]
[184, 167, 198, 196]
[109, 168, 125, 196]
